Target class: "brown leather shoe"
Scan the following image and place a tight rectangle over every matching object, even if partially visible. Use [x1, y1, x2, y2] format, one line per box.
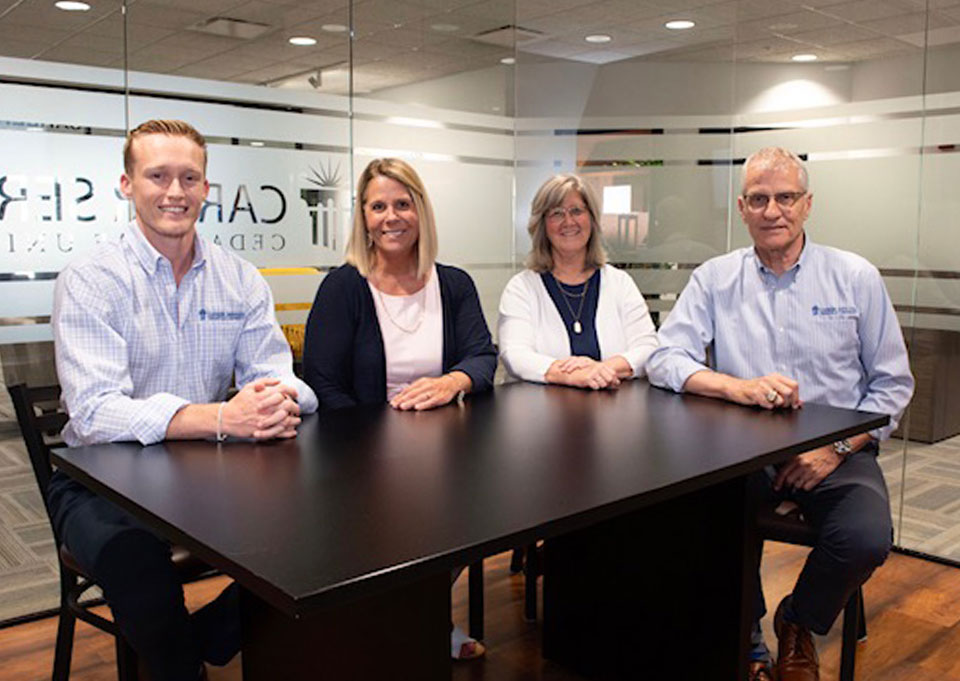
[774, 598, 819, 681]
[749, 660, 776, 681]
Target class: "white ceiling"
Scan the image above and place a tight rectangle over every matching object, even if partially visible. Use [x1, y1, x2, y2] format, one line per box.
[1, 0, 958, 94]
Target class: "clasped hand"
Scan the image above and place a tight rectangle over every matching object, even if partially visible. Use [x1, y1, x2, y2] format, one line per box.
[550, 356, 621, 390]
[222, 377, 301, 440]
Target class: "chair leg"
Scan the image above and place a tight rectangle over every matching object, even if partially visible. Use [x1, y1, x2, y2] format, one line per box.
[468, 560, 484, 641]
[115, 636, 139, 681]
[52, 607, 76, 681]
[839, 588, 860, 681]
[523, 542, 538, 622]
[857, 586, 867, 642]
[52, 571, 77, 681]
[509, 548, 524, 574]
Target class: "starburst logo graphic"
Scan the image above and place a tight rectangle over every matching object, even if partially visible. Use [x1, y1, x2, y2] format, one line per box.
[300, 158, 346, 248]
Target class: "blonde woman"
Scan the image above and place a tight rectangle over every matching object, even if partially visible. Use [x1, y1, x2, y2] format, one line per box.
[303, 158, 496, 413]
[499, 174, 658, 388]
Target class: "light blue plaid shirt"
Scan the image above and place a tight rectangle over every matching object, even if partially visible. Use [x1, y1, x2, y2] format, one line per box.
[646, 238, 913, 440]
[53, 221, 317, 446]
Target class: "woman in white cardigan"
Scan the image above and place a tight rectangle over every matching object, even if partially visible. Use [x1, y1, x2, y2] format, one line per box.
[499, 174, 658, 389]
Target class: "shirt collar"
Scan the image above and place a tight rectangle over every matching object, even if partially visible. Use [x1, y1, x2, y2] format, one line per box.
[122, 220, 207, 276]
[753, 232, 810, 276]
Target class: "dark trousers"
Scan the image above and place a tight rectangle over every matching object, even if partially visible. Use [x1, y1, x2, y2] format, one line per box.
[47, 472, 241, 681]
[752, 445, 892, 637]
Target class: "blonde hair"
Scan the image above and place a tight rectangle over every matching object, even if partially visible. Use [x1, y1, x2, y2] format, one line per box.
[526, 174, 607, 272]
[345, 158, 438, 280]
[741, 147, 809, 193]
[123, 119, 207, 174]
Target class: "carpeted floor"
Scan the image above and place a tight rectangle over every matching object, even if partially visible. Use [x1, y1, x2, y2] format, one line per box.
[0, 432, 957, 624]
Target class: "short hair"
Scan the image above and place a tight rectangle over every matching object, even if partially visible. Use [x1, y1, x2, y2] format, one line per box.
[345, 158, 438, 280]
[741, 147, 808, 193]
[525, 174, 607, 273]
[123, 119, 208, 175]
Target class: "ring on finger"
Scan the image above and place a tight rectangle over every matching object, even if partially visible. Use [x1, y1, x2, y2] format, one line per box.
[766, 390, 778, 403]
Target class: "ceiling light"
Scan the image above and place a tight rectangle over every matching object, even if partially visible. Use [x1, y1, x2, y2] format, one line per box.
[289, 36, 317, 46]
[250, 141, 265, 147]
[430, 23, 459, 32]
[665, 20, 695, 30]
[500, 56, 515, 64]
[321, 24, 348, 33]
[792, 53, 818, 62]
[55, 1, 91, 10]
[584, 34, 612, 43]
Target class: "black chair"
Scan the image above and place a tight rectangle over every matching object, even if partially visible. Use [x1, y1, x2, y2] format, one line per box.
[757, 502, 866, 681]
[8, 383, 212, 681]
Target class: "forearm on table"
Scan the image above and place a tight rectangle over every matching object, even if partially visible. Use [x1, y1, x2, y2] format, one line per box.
[681, 368, 736, 399]
[166, 403, 220, 440]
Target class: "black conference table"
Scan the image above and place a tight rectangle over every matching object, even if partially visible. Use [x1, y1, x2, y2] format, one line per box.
[51, 381, 887, 680]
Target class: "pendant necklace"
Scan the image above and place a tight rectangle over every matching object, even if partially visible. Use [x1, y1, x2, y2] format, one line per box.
[553, 273, 589, 334]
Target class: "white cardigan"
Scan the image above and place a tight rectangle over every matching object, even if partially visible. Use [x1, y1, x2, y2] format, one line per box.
[498, 265, 659, 383]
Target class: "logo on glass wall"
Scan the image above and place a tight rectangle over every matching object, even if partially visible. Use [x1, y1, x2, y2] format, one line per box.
[300, 158, 346, 249]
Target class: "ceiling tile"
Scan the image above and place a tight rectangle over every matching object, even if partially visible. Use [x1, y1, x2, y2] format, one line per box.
[789, 24, 887, 46]
[814, 0, 918, 23]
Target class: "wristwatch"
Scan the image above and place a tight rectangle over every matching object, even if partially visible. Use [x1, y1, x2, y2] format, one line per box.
[832, 438, 854, 458]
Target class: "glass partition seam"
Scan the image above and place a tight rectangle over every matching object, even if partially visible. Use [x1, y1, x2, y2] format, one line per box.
[896, 0, 932, 548]
[122, 0, 128, 136]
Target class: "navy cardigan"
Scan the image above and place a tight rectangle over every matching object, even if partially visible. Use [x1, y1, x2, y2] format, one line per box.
[302, 263, 497, 409]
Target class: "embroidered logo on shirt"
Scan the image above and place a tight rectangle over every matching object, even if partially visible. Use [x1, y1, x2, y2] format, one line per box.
[198, 309, 244, 321]
[811, 305, 857, 318]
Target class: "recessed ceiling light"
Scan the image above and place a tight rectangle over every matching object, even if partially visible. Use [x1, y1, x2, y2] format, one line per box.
[55, 1, 91, 10]
[500, 56, 516, 64]
[664, 20, 695, 30]
[321, 24, 348, 33]
[289, 36, 317, 46]
[430, 23, 459, 32]
[585, 34, 612, 43]
[792, 53, 818, 62]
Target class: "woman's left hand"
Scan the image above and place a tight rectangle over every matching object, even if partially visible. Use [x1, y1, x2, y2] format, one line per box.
[391, 371, 472, 411]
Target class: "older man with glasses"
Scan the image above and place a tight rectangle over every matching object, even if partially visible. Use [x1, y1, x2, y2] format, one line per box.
[646, 147, 913, 681]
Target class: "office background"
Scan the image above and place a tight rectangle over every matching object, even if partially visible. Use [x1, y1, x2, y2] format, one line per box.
[0, 0, 958, 623]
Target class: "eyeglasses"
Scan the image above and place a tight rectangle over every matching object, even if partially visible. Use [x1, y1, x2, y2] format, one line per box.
[546, 206, 588, 221]
[742, 192, 807, 211]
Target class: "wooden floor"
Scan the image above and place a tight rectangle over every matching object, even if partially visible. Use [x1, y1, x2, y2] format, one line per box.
[2, 543, 959, 681]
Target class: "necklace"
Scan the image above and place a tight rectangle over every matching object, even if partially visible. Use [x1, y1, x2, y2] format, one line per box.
[551, 272, 589, 334]
[373, 283, 427, 334]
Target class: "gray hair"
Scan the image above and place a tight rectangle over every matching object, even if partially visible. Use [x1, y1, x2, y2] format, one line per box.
[526, 174, 607, 272]
[741, 147, 809, 193]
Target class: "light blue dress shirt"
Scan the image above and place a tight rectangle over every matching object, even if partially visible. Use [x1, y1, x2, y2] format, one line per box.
[53, 220, 317, 446]
[646, 239, 913, 440]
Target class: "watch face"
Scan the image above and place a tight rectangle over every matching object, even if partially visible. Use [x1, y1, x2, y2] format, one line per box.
[834, 439, 853, 455]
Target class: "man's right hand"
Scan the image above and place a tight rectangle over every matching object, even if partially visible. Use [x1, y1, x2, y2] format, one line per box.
[683, 370, 802, 409]
[724, 373, 802, 409]
[222, 377, 301, 439]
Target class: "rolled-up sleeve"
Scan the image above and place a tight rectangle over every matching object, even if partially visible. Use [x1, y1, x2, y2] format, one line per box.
[53, 268, 189, 446]
[853, 266, 914, 440]
[233, 267, 318, 414]
[645, 268, 715, 392]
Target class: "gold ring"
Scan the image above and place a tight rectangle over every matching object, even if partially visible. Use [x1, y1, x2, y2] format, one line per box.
[766, 390, 778, 403]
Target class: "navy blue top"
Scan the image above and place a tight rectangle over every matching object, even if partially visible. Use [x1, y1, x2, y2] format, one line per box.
[303, 263, 498, 410]
[540, 269, 602, 361]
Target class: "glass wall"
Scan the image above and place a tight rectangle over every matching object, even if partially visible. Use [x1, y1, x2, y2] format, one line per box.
[1, 0, 958, 624]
